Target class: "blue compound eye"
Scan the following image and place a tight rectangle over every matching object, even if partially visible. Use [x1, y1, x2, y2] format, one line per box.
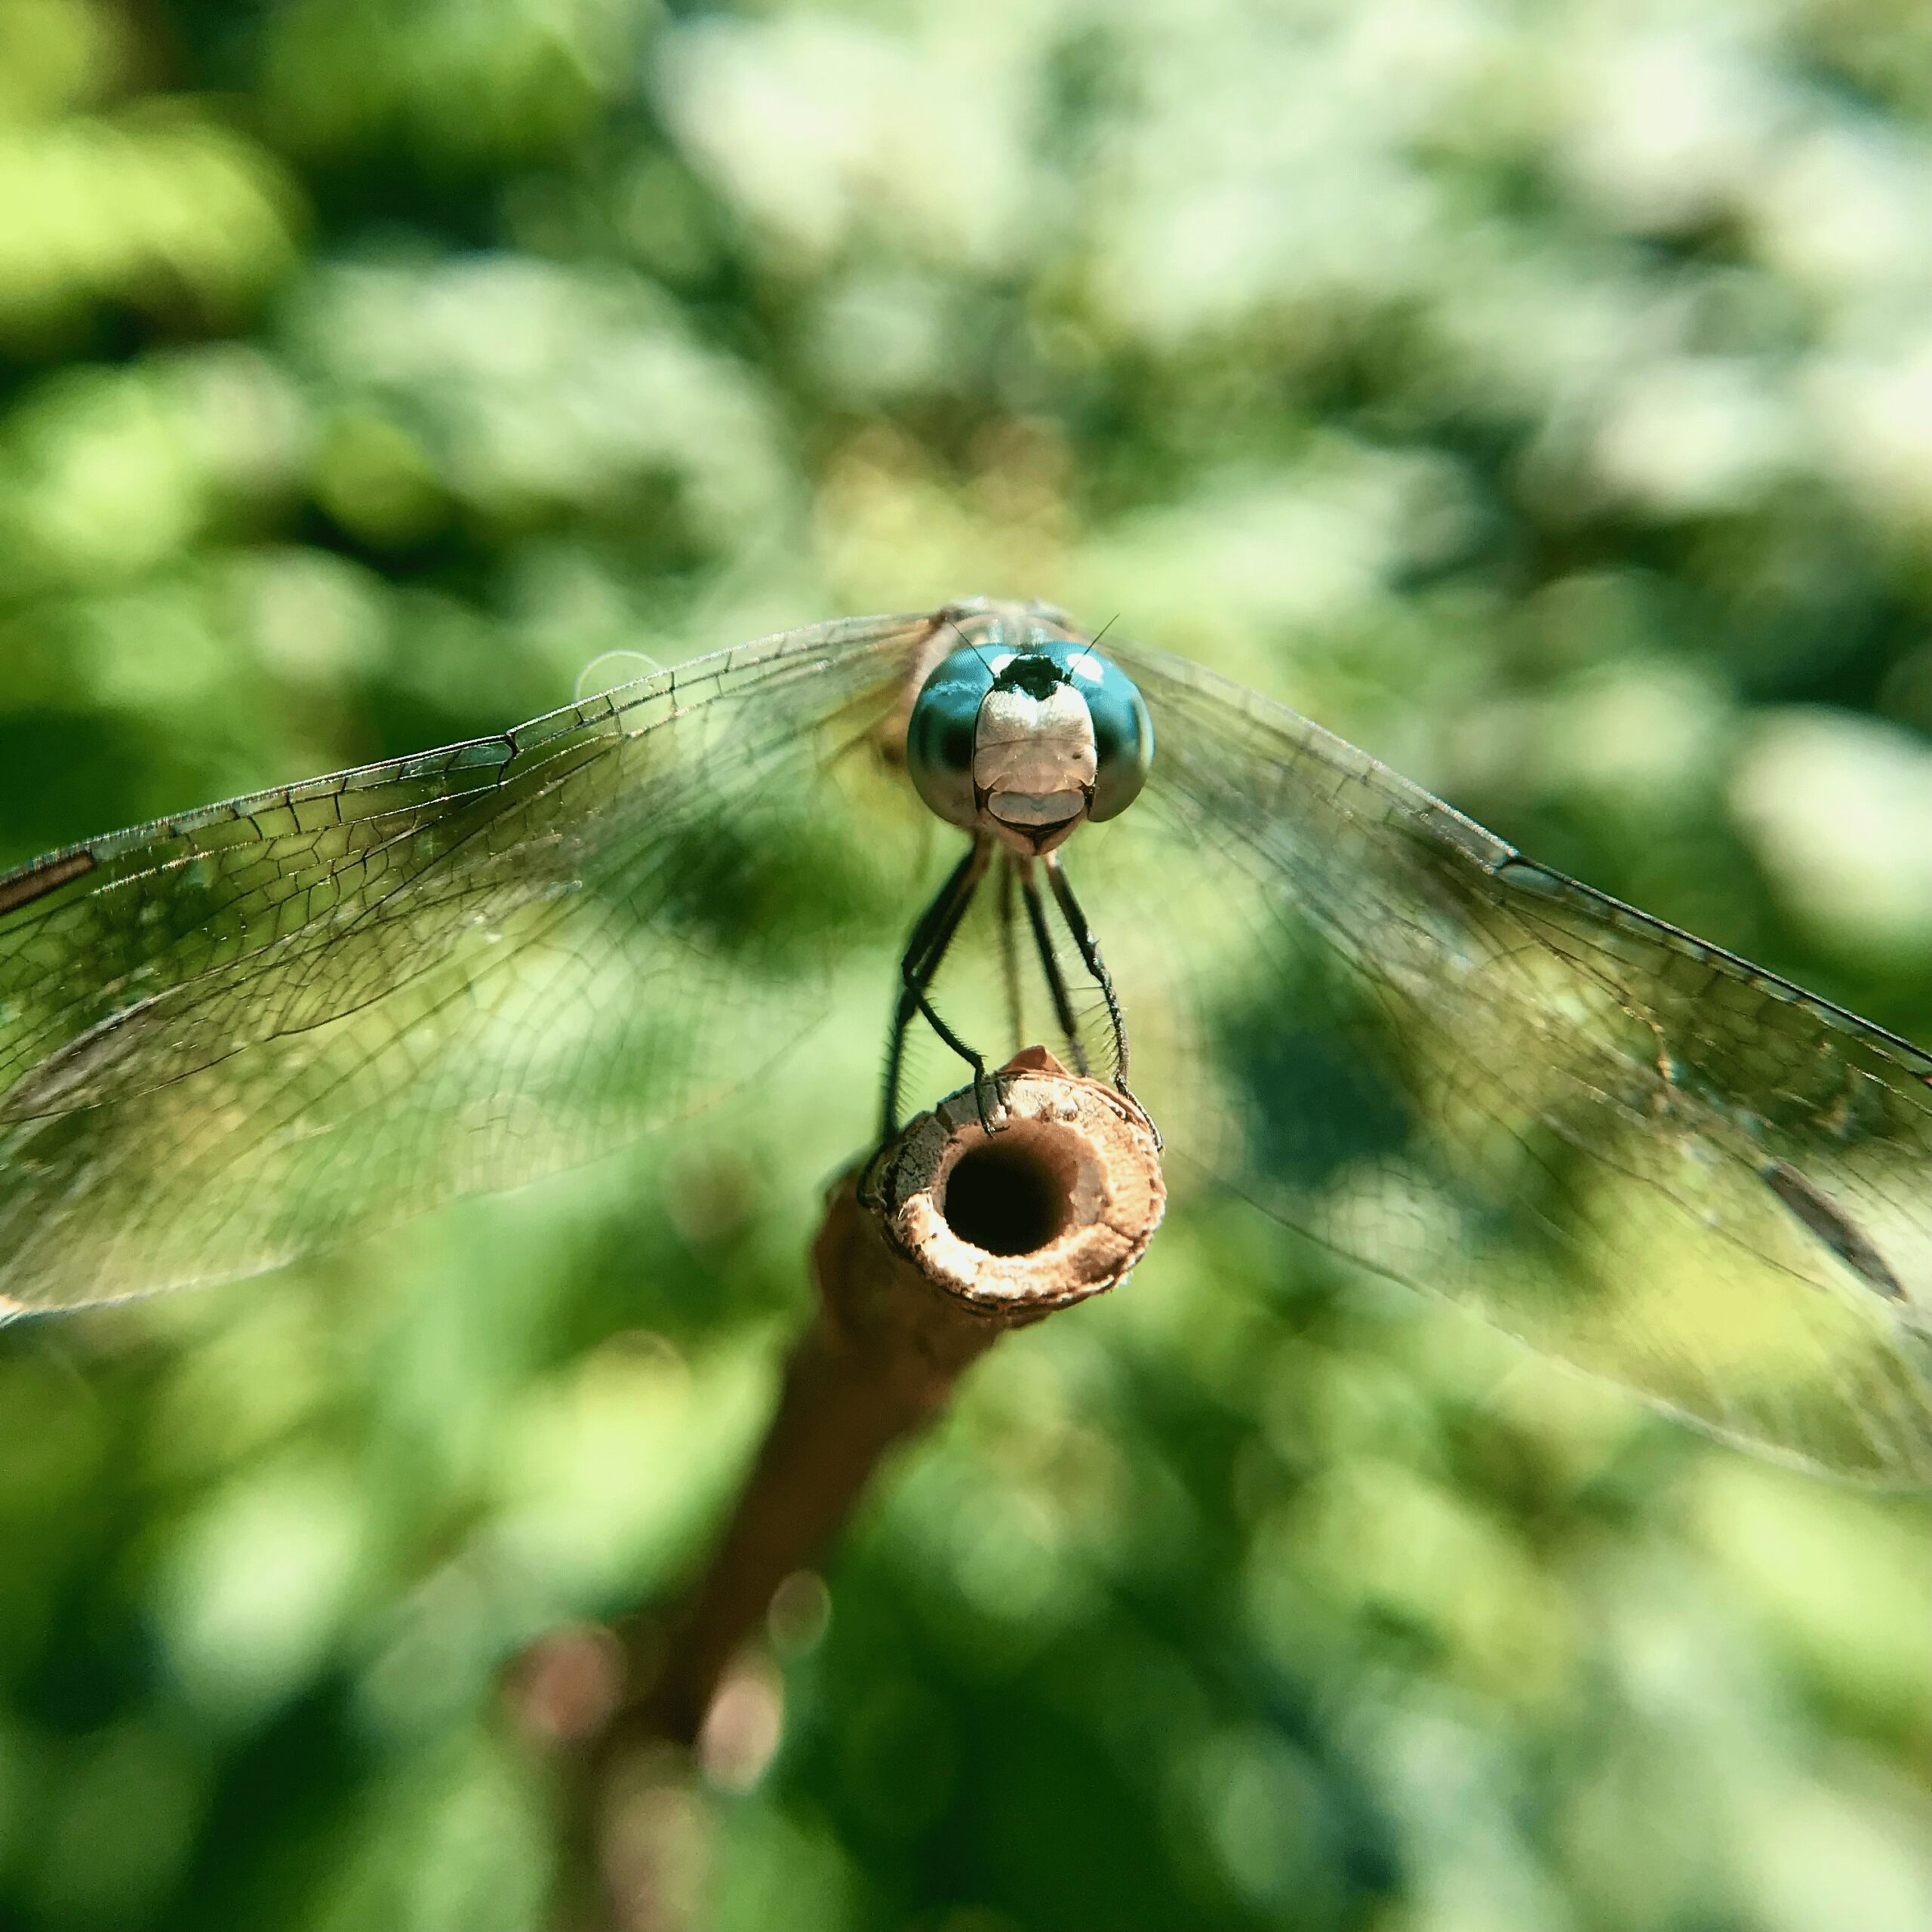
[1061, 649, 1153, 822]
[906, 646, 998, 829]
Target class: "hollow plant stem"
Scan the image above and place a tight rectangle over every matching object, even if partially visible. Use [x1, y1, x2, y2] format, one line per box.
[534, 1050, 1164, 1930]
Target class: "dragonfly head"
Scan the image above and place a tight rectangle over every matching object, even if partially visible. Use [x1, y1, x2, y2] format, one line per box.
[906, 615, 1153, 854]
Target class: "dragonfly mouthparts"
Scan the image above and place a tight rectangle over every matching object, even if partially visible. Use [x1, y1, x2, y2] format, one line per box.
[983, 792, 1088, 850]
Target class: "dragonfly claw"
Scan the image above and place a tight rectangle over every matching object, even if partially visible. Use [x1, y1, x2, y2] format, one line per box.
[1115, 1075, 1161, 1150]
[969, 1067, 1005, 1137]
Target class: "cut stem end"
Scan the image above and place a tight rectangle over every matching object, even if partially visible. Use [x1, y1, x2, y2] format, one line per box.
[863, 1045, 1165, 1316]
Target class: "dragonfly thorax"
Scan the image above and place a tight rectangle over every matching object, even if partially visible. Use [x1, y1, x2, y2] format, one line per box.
[906, 633, 1153, 855]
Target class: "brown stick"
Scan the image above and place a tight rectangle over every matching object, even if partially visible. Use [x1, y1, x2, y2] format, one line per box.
[523, 1050, 1164, 1930]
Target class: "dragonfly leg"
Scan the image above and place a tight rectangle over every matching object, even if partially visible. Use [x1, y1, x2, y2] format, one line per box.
[996, 854, 1025, 1054]
[882, 838, 996, 1142]
[1042, 853, 1156, 1143]
[1017, 857, 1091, 1078]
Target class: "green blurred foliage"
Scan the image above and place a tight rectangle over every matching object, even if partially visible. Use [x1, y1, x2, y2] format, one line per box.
[0, 0, 1927, 1927]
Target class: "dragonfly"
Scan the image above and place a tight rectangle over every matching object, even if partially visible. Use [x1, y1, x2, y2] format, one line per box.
[0, 598, 1927, 1482]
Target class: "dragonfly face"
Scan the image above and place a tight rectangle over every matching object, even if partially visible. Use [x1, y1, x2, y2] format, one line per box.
[904, 603, 1154, 855]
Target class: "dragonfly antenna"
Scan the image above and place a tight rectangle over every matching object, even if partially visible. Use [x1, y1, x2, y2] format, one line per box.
[944, 612, 1001, 679]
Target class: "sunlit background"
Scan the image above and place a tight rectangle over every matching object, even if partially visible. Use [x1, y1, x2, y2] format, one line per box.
[0, 0, 1927, 1926]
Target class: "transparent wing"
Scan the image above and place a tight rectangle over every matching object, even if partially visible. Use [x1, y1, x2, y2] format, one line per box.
[0, 611, 943, 1312]
[1102, 641, 1932, 1484]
